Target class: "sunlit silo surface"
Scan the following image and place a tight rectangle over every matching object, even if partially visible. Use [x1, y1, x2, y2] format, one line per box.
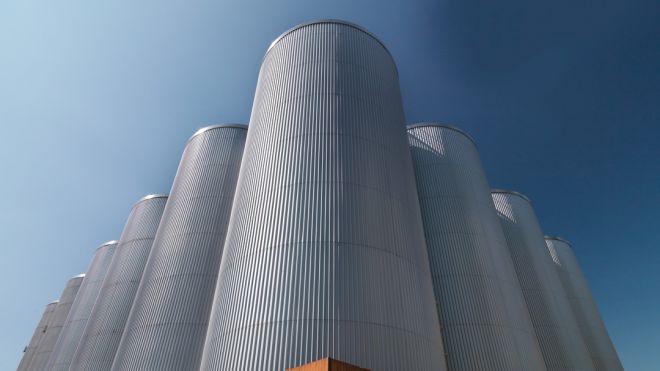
[544, 237, 624, 371]
[69, 195, 167, 371]
[16, 300, 58, 371]
[112, 125, 248, 371]
[492, 191, 595, 371]
[408, 123, 546, 371]
[46, 241, 118, 371]
[200, 20, 447, 371]
[28, 274, 84, 371]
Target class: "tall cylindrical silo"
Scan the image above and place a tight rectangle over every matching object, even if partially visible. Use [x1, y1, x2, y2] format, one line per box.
[491, 190, 594, 371]
[46, 241, 118, 371]
[28, 274, 85, 370]
[16, 300, 58, 371]
[544, 236, 623, 371]
[407, 123, 545, 370]
[200, 20, 447, 371]
[69, 195, 167, 371]
[112, 125, 248, 371]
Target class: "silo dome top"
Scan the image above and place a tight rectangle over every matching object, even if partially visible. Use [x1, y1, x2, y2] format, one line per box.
[407, 122, 477, 146]
[135, 194, 168, 206]
[266, 19, 392, 59]
[188, 124, 248, 143]
[491, 189, 532, 203]
[544, 235, 573, 246]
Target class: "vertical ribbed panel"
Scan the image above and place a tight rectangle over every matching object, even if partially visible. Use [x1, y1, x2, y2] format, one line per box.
[544, 237, 623, 371]
[46, 241, 118, 371]
[408, 124, 546, 371]
[69, 196, 167, 371]
[28, 275, 84, 371]
[112, 125, 247, 371]
[492, 192, 595, 371]
[16, 301, 58, 371]
[200, 20, 447, 371]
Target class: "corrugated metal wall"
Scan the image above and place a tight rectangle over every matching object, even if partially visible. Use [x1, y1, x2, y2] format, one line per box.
[200, 20, 447, 371]
[46, 241, 118, 371]
[408, 124, 546, 371]
[68, 195, 167, 371]
[544, 237, 624, 371]
[28, 274, 84, 370]
[492, 191, 595, 371]
[111, 125, 247, 371]
[16, 301, 58, 371]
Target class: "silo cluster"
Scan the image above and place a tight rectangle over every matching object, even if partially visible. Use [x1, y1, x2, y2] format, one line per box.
[17, 20, 622, 371]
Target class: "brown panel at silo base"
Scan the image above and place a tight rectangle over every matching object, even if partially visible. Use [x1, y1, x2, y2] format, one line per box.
[287, 358, 370, 371]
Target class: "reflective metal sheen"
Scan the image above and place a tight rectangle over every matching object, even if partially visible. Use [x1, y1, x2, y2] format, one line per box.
[200, 21, 447, 371]
[16, 301, 58, 371]
[112, 125, 248, 371]
[69, 196, 167, 371]
[46, 241, 118, 371]
[28, 275, 84, 370]
[544, 237, 624, 371]
[408, 124, 546, 370]
[492, 191, 595, 371]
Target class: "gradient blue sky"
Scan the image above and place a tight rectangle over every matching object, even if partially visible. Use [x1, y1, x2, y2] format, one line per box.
[1, 0, 658, 369]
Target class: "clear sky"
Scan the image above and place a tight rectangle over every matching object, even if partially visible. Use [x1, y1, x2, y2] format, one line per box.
[1, 0, 657, 369]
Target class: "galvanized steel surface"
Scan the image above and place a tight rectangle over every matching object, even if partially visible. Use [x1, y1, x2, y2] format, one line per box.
[69, 196, 167, 371]
[408, 124, 546, 371]
[28, 275, 84, 371]
[492, 192, 595, 371]
[201, 21, 447, 371]
[544, 237, 623, 371]
[112, 125, 247, 371]
[16, 301, 58, 371]
[46, 241, 118, 371]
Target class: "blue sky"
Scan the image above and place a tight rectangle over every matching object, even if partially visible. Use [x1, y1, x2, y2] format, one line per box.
[1, 0, 657, 369]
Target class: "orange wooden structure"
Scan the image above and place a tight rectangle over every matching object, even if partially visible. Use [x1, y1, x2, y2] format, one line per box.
[287, 357, 369, 371]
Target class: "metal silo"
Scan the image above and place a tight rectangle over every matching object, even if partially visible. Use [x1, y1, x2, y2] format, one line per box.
[491, 191, 594, 371]
[69, 195, 167, 371]
[408, 123, 545, 370]
[111, 125, 247, 371]
[46, 241, 118, 371]
[28, 274, 85, 371]
[200, 20, 447, 371]
[544, 236, 624, 371]
[16, 300, 58, 371]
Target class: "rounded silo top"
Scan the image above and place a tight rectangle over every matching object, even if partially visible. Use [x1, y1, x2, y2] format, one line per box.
[266, 19, 394, 62]
[188, 124, 248, 142]
[407, 122, 477, 146]
[72, 273, 86, 279]
[134, 194, 168, 206]
[95, 240, 119, 250]
[544, 235, 573, 246]
[491, 189, 532, 203]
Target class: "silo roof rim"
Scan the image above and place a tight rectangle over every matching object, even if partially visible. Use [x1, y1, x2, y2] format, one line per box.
[491, 189, 532, 203]
[544, 235, 573, 246]
[95, 240, 119, 250]
[407, 122, 477, 146]
[265, 19, 394, 63]
[135, 194, 168, 205]
[188, 124, 248, 142]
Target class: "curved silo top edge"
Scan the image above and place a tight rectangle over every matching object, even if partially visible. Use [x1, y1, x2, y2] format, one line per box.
[491, 189, 532, 203]
[134, 194, 168, 206]
[544, 235, 573, 246]
[188, 124, 248, 142]
[96, 240, 119, 250]
[72, 273, 86, 279]
[265, 19, 395, 66]
[407, 122, 477, 146]
[49, 300, 60, 305]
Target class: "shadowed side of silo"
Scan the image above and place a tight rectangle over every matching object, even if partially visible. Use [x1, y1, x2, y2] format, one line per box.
[492, 191, 594, 371]
[46, 241, 118, 371]
[408, 124, 546, 370]
[111, 125, 247, 371]
[68, 195, 167, 371]
[16, 300, 58, 371]
[27, 274, 84, 370]
[200, 20, 447, 371]
[544, 237, 624, 371]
